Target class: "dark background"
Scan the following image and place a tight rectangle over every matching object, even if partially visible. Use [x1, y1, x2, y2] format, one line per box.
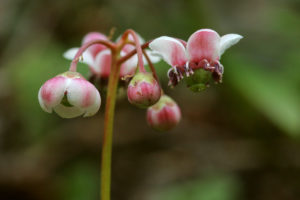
[1, 0, 300, 199]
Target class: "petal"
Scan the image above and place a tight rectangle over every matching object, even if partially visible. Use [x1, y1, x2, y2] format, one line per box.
[93, 50, 111, 77]
[82, 32, 108, 57]
[38, 88, 52, 113]
[144, 50, 161, 64]
[186, 29, 220, 62]
[219, 34, 243, 56]
[120, 51, 137, 77]
[84, 89, 101, 117]
[53, 104, 84, 118]
[39, 76, 68, 111]
[66, 78, 101, 117]
[149, 36, 187, 66]
[63, 48, 79, 60]
[63, 48, 95, 66]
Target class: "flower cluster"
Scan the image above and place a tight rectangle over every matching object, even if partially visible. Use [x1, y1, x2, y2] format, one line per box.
[63, 32, 160, 79]
[38, 29, 242, 131]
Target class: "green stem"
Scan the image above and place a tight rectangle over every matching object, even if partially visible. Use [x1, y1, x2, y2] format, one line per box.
[101, 49, 120, 200]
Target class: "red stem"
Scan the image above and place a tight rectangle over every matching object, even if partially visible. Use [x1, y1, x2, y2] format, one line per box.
[69, 39, 116, 72]
[121, 30, 146, 72]
[142, 50, 159, 82]
[117, 42, 151, 65]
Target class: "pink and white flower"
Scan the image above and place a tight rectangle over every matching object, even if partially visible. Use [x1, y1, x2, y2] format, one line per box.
[63, 32, 160, 79]
[149, 29, 243, 86]
[38, 71, 101, 118]
[127, 72, 161, 108]
[147, 95, 181, 131]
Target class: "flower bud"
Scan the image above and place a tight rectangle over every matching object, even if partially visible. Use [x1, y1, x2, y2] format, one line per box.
[38, 71, 101, 118]
[127, 72, 161, 108]
[147, 95, 181, 131]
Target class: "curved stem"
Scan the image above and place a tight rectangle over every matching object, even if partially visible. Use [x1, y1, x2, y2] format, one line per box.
[117, 41, 151, 65]
[122, 29, 146, 72]
[69, 39, 116, 72]
[142, 50, 159, 82]
[101, 49, 120, 200]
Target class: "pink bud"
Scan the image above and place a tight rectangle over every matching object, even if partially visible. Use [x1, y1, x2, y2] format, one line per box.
[82, 32, 108, 58]
[147, 95, 181, 131]
[38, 71, 101, 118]
[127, 72, 161, 108]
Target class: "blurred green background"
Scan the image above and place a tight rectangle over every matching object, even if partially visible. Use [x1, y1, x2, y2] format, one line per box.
[1, 0, 300, 199]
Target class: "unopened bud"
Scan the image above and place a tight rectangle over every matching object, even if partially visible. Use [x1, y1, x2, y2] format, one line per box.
[127, 72, 161, 108]
[147, 95, 181, 131]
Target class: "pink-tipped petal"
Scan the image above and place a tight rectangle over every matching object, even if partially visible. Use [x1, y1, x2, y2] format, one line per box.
[186, 29, 220, 62]
[93, 50, 112, 77]
[84, 89, 101, 117]
[39, 76, 67, 111]
[38, 88, 52, 113]
[63, 48, 95, 66]
[53, 104, 84, 118]
[219, 34, 243, 56]
[149, 36, 187, 66]
[66, 78, 101, 117]
[82, 32, 108, 57]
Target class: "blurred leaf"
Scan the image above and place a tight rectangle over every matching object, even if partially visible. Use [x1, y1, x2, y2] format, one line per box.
[225, 53, 300, 136]
[152, 174, 241, 200]
[58, 162, 98, 200]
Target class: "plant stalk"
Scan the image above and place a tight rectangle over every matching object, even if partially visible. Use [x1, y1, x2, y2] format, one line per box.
[100, 49, 120, 200]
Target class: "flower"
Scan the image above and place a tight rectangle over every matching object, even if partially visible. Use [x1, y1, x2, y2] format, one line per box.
[146, 95, 181, 131]
[63, 32, 160, 79]
[149, 29, 243, 88]
[127, 72, 161, 108]
[38, 71, 101, 118]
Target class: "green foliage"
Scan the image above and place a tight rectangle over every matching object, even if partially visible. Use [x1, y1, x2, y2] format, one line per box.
[152, 174, 241, 200]
[225, 53, 300, 136]
[57, 162, 98, 200]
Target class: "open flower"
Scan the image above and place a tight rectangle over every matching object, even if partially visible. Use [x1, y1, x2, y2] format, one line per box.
[149, 29, 243, 87]
[38, 71, 101, 118]
[63, 32, 160, 79]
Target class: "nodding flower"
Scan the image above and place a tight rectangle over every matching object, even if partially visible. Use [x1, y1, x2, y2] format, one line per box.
[149, 29, 243, 86]
[38, 71, 101, 118]
[63, 32, 160, 79]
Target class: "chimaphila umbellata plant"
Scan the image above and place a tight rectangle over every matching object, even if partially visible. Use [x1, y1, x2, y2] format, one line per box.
[38, 28, 242, 200]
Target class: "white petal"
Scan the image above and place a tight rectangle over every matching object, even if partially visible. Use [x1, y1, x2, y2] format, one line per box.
[53, 104, 84, 118]
[144, 50, 161, 64]
[63, 48, 95, 66]
[149, 36, 187, 66]
[63, 48, 79, 60]
[66, 78, 101, 117]
[219, 34, 243, 56]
